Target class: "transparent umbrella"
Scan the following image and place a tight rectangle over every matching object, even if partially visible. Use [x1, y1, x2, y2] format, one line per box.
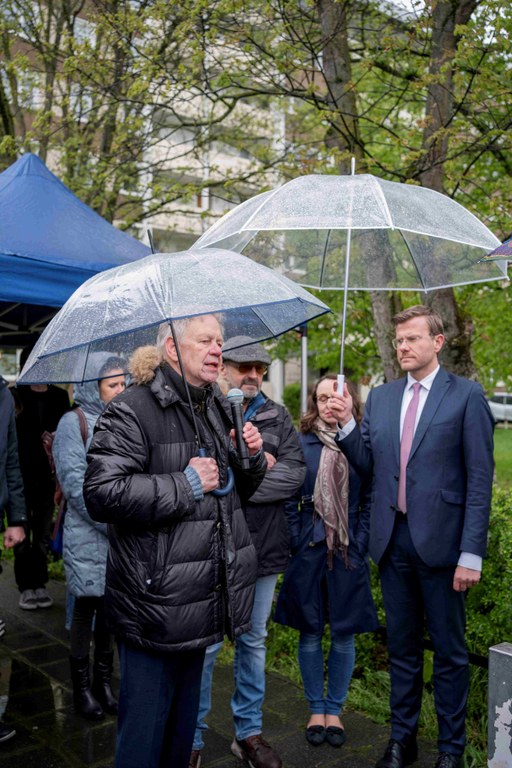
[196, 172, 507, 392]
[18, 246, 331, 385]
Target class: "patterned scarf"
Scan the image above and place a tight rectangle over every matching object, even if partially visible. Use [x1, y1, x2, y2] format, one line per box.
[312, 418, 350, 569]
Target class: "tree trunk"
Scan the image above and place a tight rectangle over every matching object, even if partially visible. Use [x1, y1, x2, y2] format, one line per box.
[316, 0, 400, 379]
[0, 75, 16, 170]
[316, 0, 364, 171]
[418, 0, 479, 378]
[426, 288, 477, 378]
[370, 292, 402, 381]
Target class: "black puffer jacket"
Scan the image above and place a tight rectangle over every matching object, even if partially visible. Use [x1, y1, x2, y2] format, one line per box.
[0, 377, 27, 530]
[244, 396, 305, 576]
[84, 348, 266, 654]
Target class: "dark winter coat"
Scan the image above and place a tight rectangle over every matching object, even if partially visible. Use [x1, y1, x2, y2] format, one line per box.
[274, 431, 379, 636]
[0, 377, 27, 529]
[244, 396, 305, 576]
[83, 348, 266, 654]
[12, 382, 69, 508]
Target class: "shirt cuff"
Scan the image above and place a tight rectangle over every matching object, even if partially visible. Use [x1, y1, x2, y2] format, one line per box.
[457, 552, 482, 572]
[184, 466, 204, 501]
[336, 416, 357, 440]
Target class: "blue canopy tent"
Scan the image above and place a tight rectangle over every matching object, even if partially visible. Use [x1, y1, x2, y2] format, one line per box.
[0, 153, 149, 346]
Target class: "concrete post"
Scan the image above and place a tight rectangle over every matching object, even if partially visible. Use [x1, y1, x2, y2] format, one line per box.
[488, 643, 512, 767]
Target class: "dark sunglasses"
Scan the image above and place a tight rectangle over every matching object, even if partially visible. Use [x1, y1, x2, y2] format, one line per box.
[230, 363, 268, 375]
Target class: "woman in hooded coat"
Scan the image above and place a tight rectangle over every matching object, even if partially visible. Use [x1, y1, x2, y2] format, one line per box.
[53, 355, 126, 721]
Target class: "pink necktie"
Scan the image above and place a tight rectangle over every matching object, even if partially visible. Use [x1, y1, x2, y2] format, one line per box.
[397, 382, 422, 513]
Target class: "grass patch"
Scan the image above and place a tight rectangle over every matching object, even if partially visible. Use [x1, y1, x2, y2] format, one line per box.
[494, 427, 512, 487]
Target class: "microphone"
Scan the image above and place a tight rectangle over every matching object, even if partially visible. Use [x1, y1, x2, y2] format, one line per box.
[227, 388, 250, 470]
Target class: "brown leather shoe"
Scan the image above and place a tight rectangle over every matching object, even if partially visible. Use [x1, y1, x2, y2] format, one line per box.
[231, 735, 282, 768]
[188, 750, 202, 768]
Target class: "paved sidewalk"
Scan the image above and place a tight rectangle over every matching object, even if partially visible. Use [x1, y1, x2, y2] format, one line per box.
[0, 559, 437, 767]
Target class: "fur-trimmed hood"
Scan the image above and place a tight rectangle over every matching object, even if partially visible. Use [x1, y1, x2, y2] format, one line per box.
[128, 345, 163, 386]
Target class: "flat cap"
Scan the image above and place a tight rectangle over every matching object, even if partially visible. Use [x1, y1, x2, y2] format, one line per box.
[222, 336, 272, 365]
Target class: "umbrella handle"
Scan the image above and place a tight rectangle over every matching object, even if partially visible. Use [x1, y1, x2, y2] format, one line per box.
[212, 467, 235, 497]
[197, 448, 235, 497]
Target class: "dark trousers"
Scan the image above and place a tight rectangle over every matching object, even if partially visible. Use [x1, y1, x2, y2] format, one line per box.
[70, 596, 112, 658]
[379, 514, 468, 756]
[14, 495, 54, 591]
[115, 640, 206, 768]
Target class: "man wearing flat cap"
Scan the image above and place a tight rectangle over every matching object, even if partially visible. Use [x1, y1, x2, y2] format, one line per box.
[190, 338, 305, 768]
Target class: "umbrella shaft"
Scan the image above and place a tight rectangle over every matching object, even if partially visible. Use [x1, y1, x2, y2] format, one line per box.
[169, 319, 203, 450]
[339, 227, 352, 375]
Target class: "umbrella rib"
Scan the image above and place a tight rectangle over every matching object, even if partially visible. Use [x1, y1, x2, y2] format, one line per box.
[242, 186, 286, 230]
[251, 302, 286, 338]
[398, 230, 428, 291]
[81, 345, 92, 386]
[319, 230, 332, 287]
[373, 178, 394, 227]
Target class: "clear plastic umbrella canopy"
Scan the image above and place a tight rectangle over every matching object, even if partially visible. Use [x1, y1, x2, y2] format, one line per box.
[196, 173, 507, 384]
[196, 174, 507, 291]
[19, 247, 331, 384]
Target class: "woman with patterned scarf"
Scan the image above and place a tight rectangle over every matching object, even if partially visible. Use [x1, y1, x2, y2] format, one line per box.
[275, 375, 378, 749]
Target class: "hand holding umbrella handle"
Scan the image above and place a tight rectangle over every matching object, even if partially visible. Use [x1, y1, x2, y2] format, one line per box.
[197, 448, 235, 497]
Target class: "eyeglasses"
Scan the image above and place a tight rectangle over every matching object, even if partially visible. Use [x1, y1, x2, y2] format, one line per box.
[316, 395, 331, 405]
[230, 363, 268, 375]
[392, 334, 434, 350]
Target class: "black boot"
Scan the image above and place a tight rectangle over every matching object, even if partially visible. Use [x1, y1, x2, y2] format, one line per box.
[92, 650, 118, 715]
[69, 655, 104, 721]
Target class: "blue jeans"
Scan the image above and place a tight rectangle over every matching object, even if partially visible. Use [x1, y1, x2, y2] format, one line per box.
[193, 573, 278, 749]
[115, 641, 205, 768]
[298, 631, 355, 715]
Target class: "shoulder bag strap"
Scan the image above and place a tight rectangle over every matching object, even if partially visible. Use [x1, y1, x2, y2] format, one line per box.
[75, 407, 88, 446]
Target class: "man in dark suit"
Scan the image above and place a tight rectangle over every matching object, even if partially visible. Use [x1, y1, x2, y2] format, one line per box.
[330, 305, 494, 768]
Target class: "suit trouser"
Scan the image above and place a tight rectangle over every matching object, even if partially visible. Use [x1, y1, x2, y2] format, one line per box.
[115, 640, 206, 768]
[379, 514, 468, 756]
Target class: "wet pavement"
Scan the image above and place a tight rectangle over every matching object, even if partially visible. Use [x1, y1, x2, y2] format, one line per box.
[0, 559, 438, 767]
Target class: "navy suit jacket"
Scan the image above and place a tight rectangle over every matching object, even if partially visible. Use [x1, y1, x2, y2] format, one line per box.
[336, 367, 494, 568]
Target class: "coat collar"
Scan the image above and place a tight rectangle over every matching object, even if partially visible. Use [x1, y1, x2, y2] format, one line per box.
[151, 363, 214, 409]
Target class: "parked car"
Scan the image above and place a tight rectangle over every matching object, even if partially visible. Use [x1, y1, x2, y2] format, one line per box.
[487, 392, 512, 423]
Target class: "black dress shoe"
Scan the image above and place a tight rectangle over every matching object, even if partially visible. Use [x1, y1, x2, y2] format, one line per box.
[325, 725, 346, 747]
[0, 723, 15, 743]
[434, 754, 462, 768]
[375, 738, 418, 768]
[305, 725, 326, 746]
